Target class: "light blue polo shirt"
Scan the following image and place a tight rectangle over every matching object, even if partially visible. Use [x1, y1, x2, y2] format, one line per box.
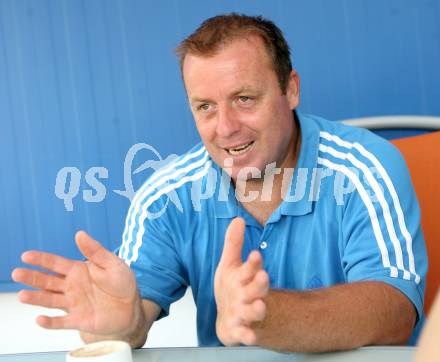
[118, 111, 427, 346]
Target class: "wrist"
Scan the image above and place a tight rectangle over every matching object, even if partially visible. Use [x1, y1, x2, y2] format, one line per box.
[79, 291, 148, 348]
[120, 292, 149, 347]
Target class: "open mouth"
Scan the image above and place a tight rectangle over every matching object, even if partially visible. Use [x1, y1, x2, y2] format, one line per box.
[226, 141, 255, 155]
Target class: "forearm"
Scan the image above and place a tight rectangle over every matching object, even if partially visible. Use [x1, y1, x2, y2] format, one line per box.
[80, 298, 159, 348]
[251, 281, 416, 352]
[415, 291, 440, 362]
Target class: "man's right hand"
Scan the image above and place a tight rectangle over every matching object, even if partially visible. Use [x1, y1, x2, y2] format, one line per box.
[11, 231, 146, 339]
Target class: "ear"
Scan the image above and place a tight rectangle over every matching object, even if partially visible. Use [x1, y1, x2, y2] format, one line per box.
[285, 69, 300, 110]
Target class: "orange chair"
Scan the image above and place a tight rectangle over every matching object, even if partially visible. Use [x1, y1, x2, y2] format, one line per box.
[391, 131, 440, 313]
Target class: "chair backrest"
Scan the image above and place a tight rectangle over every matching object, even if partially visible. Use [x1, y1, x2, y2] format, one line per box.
[391, 131, 440, 313]
[342, 115, 440, 130]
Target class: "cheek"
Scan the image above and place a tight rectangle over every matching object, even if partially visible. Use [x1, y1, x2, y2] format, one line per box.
[267, 99, 294, 130]
[242, 111, 273, 134]
[238, 110, 265, 132]
[195, 121, 216, 142]
[242, 97, 285, 130]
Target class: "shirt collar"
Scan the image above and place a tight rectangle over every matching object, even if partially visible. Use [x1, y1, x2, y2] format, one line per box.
[280, 110, 320, 216]
[212, 161, 238, 219]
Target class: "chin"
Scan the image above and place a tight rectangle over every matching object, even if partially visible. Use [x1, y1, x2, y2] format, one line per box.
[233, 164, 266, 183]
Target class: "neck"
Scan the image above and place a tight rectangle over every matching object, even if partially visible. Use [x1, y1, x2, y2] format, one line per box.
[235, 113, 301, 205]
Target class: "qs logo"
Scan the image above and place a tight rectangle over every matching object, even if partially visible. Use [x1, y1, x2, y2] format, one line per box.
[54, 143, 183, 217]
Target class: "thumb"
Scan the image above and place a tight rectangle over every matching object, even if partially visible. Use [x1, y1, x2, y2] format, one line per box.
[219, 217, 246, 269]
[75, 231, 120, 269]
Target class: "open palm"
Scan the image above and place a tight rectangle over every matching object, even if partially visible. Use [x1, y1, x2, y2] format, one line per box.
[12, 231, 138, 335]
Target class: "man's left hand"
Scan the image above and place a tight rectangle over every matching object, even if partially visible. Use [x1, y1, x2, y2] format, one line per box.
[214, 217, 270, 346]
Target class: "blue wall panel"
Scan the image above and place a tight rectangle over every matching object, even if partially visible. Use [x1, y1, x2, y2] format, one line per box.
[1, 0, 439, 290]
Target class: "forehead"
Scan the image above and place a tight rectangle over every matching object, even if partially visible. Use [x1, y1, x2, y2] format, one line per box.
[182, 36, 277, 97]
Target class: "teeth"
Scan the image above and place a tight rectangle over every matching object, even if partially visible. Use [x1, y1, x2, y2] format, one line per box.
[228, 141, 254, 155]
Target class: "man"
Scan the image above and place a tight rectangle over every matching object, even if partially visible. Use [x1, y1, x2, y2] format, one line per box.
[12, 14, 427, 352]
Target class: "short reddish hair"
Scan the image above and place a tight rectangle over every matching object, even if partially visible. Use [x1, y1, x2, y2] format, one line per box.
[176, 13, 293, 94]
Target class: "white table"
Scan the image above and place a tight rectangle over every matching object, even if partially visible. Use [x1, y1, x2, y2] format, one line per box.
[0, 346, 415, 361]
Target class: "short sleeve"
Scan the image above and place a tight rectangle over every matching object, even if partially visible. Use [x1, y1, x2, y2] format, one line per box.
[119, 188, 188, 319]
[340, 141, 427, 342]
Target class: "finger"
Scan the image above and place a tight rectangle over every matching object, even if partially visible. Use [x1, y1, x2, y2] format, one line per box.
[239, 299, 267, 322]
[219, 217, 246, 268]
[231, 325, 257, 346]
[75, 231, 121, 269]
[239, 250, 263, 285]
[241, 269, 270, 303]
[20, 251, 74, 276]
[12, 268, 65, 292]
[18, 290, 67, 310]
[37, 314, 77, 330]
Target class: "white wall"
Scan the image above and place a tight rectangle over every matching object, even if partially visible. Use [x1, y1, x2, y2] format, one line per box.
[0, 289, 197, 354]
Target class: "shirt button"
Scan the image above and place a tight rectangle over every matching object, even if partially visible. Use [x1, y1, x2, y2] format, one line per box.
[259, 241, 268, 250]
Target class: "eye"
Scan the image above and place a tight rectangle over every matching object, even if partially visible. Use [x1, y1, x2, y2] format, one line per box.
[238, 96, 251, 103]
[198, 103, 210, 111]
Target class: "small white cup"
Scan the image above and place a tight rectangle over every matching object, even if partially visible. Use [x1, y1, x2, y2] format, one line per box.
[66, 340, 133, 362]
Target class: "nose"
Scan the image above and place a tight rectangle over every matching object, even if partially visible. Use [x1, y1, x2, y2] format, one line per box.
[215, 104, 241, 138]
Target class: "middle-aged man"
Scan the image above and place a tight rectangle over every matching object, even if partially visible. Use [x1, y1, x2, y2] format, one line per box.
[12, 14, 427, 352]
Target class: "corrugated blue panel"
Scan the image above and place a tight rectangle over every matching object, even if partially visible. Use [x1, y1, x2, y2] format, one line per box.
[1, 0, 439, 291]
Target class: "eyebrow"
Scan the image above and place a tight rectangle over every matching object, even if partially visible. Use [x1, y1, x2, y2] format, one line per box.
[189, 86, 260, 105]
[190, 97, 211, 105]
[231, 86, 255, 95]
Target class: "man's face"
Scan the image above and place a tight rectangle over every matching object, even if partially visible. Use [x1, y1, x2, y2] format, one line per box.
[183, 36, 300, 181]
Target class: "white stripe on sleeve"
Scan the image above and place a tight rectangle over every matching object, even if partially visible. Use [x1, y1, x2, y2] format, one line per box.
[317, 157, 398, 279]
[120, 146, 207, 260]
[319, 143, 411, 280]
[127, 160, 212, 266]
[320, 131, 419, 283]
